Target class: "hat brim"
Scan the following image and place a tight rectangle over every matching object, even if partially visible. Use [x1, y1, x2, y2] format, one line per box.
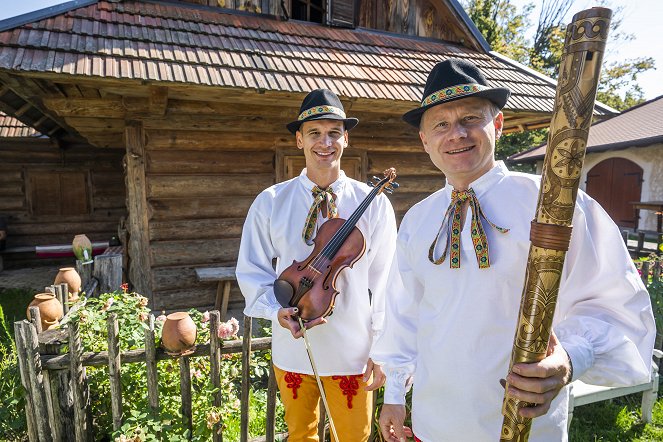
[286, 114, 359, 134]
[402, 88, 511, 128]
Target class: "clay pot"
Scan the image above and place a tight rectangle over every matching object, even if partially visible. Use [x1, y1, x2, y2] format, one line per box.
[161, 312, 197, 354]
[27, 293, 63, 330]
[54, 267, 82, 299]
[72, 234, 93, 263]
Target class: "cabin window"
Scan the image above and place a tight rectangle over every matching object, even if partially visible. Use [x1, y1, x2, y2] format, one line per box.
[288, 0, 356, 28]
[291, 0, 325, 23]
[27, 170, 90, 216]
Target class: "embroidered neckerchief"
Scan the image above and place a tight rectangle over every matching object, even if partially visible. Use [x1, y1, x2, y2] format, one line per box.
[302, 186, 338, 245]
[428, 188, 508, 268]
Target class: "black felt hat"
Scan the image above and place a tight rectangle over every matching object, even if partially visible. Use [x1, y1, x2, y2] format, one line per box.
[286, 89, 359, 134]
[403, 59, 511, 128]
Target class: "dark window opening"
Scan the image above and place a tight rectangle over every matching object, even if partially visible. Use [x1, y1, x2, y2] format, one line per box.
[291, 0, 325, 23]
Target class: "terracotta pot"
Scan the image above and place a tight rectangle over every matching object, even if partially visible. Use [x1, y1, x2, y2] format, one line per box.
[72, 234, 93, 263]
[27, 293, 63, 330]
[161, 312, 197, 354]
[54, 267, 82, 298]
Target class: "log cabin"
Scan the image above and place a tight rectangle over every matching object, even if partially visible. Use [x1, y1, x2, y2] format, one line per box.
[0, 0, 615, 311]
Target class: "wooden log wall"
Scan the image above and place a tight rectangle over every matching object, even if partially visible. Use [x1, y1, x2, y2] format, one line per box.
[142, 101, 443, 313]
[0, 138, 126, 268]
[172, 0, 479, 50]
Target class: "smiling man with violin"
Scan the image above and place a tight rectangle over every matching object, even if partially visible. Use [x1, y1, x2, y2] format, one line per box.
[236, 88, 398, 441]
[374, 59, 655, 441]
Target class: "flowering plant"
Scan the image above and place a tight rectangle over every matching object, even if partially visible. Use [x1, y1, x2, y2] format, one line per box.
[58, 289, 282, 440]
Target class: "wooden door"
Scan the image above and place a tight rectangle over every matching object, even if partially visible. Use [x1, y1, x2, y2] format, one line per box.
[585, 158, 642, 229]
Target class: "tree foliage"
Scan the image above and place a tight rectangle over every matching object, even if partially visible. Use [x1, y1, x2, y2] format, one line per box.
[461, 0, 655, 112]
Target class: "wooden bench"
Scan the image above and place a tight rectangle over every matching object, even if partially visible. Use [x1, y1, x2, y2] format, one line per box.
[567, 349, 662, 429]
[195, 266, 236, 321]
[0, 245, 33, 271]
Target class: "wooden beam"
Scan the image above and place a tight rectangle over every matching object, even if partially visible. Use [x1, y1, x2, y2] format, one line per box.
[125, 120, 153, 298]
[149, 86, 168, 117]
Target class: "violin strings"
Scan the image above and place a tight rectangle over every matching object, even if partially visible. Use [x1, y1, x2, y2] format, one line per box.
[306, 181, 384, 277]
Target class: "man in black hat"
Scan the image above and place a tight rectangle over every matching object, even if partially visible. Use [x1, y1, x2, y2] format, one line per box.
[373, 59, 654, 441]
[236, 88, 397, 440]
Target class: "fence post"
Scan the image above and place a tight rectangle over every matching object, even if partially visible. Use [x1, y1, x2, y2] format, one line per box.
[107, 313, 123, 431]
[144, 314, 160, 415]
[266, 364, 277, 442]
[638, 231, 646, 254]
[210, 311, 224, 441]
[241, 315, 253, 442]
[41, 328, 74, 442]
[94, 254, 122, 294]
[14, 320, 53, 441]
[76, 260, 93, 293]
[68, 321, 91, 441]
[642, 261, 651, 285]
[179, 356, 193, 438]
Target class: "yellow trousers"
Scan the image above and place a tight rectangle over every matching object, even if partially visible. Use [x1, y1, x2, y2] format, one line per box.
[274, 365, 373, 442]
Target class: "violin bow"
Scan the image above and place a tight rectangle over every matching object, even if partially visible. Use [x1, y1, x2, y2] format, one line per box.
[298, 317, 339, 441]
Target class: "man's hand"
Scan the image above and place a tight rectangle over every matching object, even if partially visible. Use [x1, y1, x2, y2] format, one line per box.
[505, 330, 572, 418]
[363, 358, 385, 391]
[276, 307, 326, 339]
[379, 404, 412, 442]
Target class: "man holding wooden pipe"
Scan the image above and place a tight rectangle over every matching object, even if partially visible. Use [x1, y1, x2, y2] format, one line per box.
[373, 59, 655, 441]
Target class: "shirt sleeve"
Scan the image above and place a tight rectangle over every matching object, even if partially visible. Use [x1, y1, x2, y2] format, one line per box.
[555, 195, 655, 386]
[370, 216, 423, 404]
[365, 195, 398, 339]
[235, 194, 281, 323]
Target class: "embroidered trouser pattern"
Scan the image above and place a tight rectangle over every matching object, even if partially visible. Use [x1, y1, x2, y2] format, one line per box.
[274, 365, 372, 442]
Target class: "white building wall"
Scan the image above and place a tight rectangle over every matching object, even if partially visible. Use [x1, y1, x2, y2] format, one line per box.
[532, 143, 663, 231]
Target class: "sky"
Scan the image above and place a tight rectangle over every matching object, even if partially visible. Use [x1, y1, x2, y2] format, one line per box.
[0, 0, 661, 100]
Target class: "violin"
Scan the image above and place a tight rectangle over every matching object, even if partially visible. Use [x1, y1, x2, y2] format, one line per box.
[273, 168, 398, 321]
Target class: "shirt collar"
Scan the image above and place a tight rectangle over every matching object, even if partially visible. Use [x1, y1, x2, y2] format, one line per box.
[443, 161, 509, 199]
[298, 168, 347, 194]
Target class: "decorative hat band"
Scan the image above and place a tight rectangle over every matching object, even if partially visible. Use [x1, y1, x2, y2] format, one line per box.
[298, 105, 346, 121]
[421, 83, 490, 107]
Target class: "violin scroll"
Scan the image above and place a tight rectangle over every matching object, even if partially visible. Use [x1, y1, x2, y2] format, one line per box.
[368, 168, 399, 195]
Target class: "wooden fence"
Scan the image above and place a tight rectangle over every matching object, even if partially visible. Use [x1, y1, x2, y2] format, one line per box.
[14, 304, 284, 441]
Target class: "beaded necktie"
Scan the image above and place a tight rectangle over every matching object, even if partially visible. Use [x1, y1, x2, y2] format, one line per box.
[429, 188, 509, 268]
[302, 186, 338, 245]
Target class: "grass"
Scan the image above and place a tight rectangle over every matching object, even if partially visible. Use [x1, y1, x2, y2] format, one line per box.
[569, 391, 663, 441]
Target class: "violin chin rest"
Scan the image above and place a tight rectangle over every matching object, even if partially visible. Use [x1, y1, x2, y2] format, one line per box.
[274, 279, 295, 308]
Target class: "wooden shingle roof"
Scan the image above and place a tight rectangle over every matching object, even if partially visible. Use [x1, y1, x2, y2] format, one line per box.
[509, 95, 663, 163]
[0, 0, 615, 129]
[0, 111, 41, 137]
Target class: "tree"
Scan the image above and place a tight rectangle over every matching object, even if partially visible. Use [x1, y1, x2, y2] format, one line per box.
[528, 0, 572, 77]
[597, 58, 655, 111]
[462, 0, 531, 64]
[462, 0, 656, 113]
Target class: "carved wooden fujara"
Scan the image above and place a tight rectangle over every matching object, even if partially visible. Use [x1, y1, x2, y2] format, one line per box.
[500, 7, 612, 442]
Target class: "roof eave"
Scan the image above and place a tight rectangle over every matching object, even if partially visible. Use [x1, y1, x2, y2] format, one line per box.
[509, 135, 663, 163]
[446, 0, 492, 53]
[0, 0, 99, 33]
[490, 51, 619, 117]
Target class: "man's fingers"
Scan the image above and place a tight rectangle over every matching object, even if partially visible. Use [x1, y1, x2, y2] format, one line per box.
[304, 317, 327, 329]
[364, 372, 385, 391]
[504, 382, 548, 405]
